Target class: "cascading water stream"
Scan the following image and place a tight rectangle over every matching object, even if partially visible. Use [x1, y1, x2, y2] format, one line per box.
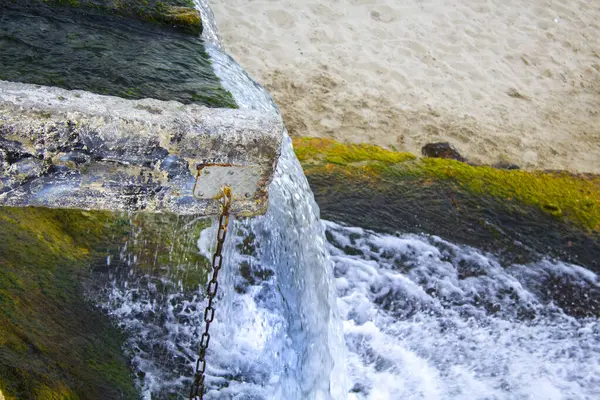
[326, 222, 599, 399]
[94, 136, 599, 399]
[95, 133, 348, 399]
[90, 1, 599, 399]
[88, 1, 349, 394]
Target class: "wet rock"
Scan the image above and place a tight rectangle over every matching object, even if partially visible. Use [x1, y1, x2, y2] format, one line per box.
[493, 161, 521, 170]
[0, 3, 229, 107]
[0, 81, 282, 216]
[0, 207, 139, 399]
[294, 138, 600, 272]
[421, 142, 466, 162]
[30, 0, 203, 35]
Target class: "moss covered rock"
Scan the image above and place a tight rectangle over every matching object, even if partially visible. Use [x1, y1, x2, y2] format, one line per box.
[0, 207, 211, 399]
[0, 208, 137, 399]
[35, 0, 203, 35]
[293, 137, 600, 271]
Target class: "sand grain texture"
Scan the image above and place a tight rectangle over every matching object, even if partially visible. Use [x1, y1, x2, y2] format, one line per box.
[209, 0, 600, 172]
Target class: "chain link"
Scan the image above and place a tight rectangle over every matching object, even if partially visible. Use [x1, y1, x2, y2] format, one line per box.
[189, 187, 233, 400]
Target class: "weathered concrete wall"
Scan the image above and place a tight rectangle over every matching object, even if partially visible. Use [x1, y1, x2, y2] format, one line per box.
[0, 0, 284, 216]
[0, 81, 283, 216]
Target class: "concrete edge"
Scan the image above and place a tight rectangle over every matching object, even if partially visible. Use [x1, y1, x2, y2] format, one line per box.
[0, 81, 284, 216]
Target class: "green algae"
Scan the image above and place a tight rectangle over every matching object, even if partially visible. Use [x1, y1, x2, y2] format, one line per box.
[0, 207, 212, 399]
[0, 2, 236, 108]
[293, 137, 416, 165]
[405, 158, 600, 232]
[293, 137, 600, 274]
[293, 137, 600, 232]
[0, 207, 138, 399]
[31, 0, 203, 35]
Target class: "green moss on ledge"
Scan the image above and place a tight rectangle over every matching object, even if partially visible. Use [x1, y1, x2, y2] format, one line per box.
[0, 207, 139, 399]
[409, 158, 600, 232]
[293, 137, 416, 165]
[36, 0, 203, 35]
[293, 137, 600, 232]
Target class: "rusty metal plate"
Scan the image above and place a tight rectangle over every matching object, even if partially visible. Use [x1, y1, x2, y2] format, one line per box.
[193, 164, 264, 201]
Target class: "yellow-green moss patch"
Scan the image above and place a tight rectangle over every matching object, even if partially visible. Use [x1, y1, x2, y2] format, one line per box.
[38, 0, 203, 35]
[410, 158, 600, 231]
[0, 208, 139, 400]
[293, 137, 600, 232]
[293, 137, 416, 165]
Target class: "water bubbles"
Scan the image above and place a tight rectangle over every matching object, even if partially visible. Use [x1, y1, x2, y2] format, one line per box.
[327, 221, 600, 399]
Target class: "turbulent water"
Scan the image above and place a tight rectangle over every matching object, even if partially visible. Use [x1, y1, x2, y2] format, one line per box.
[327, 222, 599, 400]
[90, 1, 599, 398]
[95, 135, 600, 399]
[96, 135, 347, 399]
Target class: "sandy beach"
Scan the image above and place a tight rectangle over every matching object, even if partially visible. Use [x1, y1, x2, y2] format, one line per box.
[208, 0, 600, 173]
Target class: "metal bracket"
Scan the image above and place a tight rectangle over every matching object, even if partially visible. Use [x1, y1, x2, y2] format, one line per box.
[193, 163, 263, 201]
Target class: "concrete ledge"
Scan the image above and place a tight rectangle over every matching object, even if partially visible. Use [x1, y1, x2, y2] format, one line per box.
[17, 0, 203, 35]
[0, 81, 283, 216]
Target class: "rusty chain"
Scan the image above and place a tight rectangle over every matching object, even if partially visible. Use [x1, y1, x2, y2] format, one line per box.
[189, 186, 233, 400]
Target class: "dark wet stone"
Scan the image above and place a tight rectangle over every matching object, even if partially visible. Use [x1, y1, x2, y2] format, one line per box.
[493, 161, 521, 170]
[304, 168, 600, 275]
[421, 142, 466, 162]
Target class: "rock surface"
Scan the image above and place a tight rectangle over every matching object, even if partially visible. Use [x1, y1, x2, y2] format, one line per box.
[421, 142, 466, 162]
[0, 81, 283, 216]
[0, 208, 139, 400]
[25, 0, 203, 35]
[294, 137, 600, 272]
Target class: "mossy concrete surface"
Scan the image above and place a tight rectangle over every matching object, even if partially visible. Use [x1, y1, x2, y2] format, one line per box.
[0, 207, 211, 399]
[0, 2, 234, 108]
[294, 137, 600, 232]
[0, 207, 137, 399]
[293, 137, 600, 272]
[23, 0, 202, 35]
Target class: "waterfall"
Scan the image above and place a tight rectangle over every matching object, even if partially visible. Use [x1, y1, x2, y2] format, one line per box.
[95, 133, 348, 399]
[239, 135, 349, 399]
[90, 1, 599, 399]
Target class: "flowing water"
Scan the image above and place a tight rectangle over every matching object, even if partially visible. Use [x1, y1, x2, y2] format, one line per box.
[327, 222, 599, 400]
[94, 132, 600, 400]
[0, 2, 235, 108]
[96, 134, 347, 400]
[91, 1, 599, 399]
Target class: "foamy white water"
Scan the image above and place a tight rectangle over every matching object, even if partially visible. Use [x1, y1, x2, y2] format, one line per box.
[93, 1, 599, 398]
[96, 167, 600, 400]
[96, 135, 347, 399]
[326, 221, 600, 400]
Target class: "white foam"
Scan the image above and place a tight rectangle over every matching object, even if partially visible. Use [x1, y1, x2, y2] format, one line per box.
[94, 216, 600, 399]
[327, 221, 600, 400]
